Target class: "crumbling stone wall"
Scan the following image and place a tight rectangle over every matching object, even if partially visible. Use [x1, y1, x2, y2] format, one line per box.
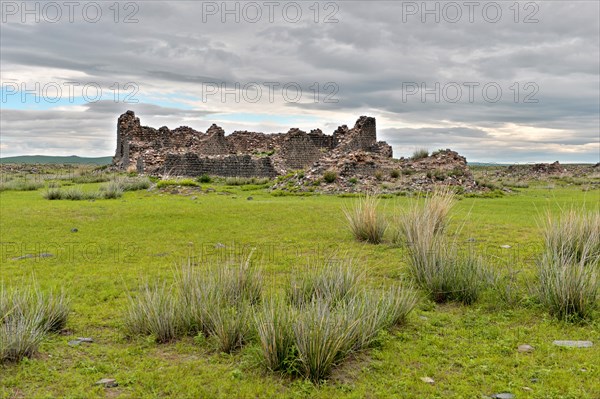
[112, 110, 393, 177]
[163, 153, 277, 178]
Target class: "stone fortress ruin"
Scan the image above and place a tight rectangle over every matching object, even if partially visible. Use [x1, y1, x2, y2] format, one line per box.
[112, 110, 478, 192]
[113, 110, 392, 177]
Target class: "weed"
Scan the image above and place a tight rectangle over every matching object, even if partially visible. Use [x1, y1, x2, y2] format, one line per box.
[323, 171, 337, 184]
[411, 149, 429, 161]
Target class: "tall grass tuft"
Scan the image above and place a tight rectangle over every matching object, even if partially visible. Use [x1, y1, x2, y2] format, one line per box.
[124, 283, 182, 343]
[0, 179, 44, 192]
[288, 260, 362, 307]
[1, 285, 70, 363]
[411, 148, 429, 160]
[254, 297, 296, 372]
[205, 302, 252, 353]
[397, 189, 489, 304]
[292, 300, 352, 382]
[43, 187, 63, 200]
[174, 255, 263, 348]
[538, 209, 600, 320]
[101, 181, 124, 199]
[343, 194, 387, 244]
[1, 311, 46, 363]
[213, 257, 263, 305]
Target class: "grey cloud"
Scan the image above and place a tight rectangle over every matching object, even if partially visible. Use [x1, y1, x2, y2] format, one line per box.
[0, 1, 598, 162]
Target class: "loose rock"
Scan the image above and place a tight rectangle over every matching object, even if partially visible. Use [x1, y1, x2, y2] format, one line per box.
[518, 344, 534, 353]
[552, 340, 593, 348]
[95, 378, 118, 388]
[420, 377, 434, 384]
[491, 393, 515, 399]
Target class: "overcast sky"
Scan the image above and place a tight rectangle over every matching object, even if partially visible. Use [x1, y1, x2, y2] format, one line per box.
[1, 1, 598, 163]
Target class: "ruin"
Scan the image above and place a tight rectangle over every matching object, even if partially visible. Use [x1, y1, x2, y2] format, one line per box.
[112, 110, 393, 177]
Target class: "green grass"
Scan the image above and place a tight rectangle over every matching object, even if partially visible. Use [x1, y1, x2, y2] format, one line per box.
[0, 182, 599, 397]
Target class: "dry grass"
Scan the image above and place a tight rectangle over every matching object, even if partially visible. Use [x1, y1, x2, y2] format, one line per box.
[343, 194, 387, 244]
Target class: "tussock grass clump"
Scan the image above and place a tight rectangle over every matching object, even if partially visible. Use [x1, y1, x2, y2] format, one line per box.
[0, 179, 44, 192]
[129, 256, 263, 349]
[293, 300, 352, 382]
[1, 313, 46, 363]
[288, 260, 362, 307]
[212, 258, 263, 305]
[323, 170, 337, 183]
[101, 181, 124, 199]
[394, 188, 455, 245]
[344, 194, 387, 244]
[115, 176, 151, 191]
[397, 189, 489, 304]
[43, 187, 63, 200]
[43, 186, 106, 200]
[124, 283, 182, 343]
[1, 286, 70, 363]
[206, 303, 252, 353]
[538, 209, 600, 321]
[250, 260, 418, 381]
[411, 148, 429, 160]
[403, 235, 489, 304]
[71, 172, 111, 184]
[254, 298, 296, 372]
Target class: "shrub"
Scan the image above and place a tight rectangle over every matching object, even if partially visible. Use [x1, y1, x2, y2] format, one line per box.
[197, 174, 212, 183]
[254, 297, 296, 372]
[374, 170, 384, 181]
[390, 170, 400, 179]
[344, 194, 387, 244]
[537, 209, 600, 320]
[348, 177, 358, 185]
[124, 283, 182, 343]
[323, 170, 337, 184]
[411, 148, 429, 161]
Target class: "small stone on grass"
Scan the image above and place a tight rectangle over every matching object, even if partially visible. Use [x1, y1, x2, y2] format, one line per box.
[420, 377, 434, 384]
[95, 378, 118, 388]
[552, 340, 593, 348]
[518, 344, 534, 353]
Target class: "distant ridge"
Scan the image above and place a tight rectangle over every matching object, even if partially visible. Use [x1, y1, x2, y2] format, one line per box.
[0, 155, 113, 165]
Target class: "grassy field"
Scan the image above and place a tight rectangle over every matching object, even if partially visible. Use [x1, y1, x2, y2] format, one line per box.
[1, 177, 599, 398]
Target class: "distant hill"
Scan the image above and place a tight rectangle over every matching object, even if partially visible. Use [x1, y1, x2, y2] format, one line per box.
[0, 155, 113, 165]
